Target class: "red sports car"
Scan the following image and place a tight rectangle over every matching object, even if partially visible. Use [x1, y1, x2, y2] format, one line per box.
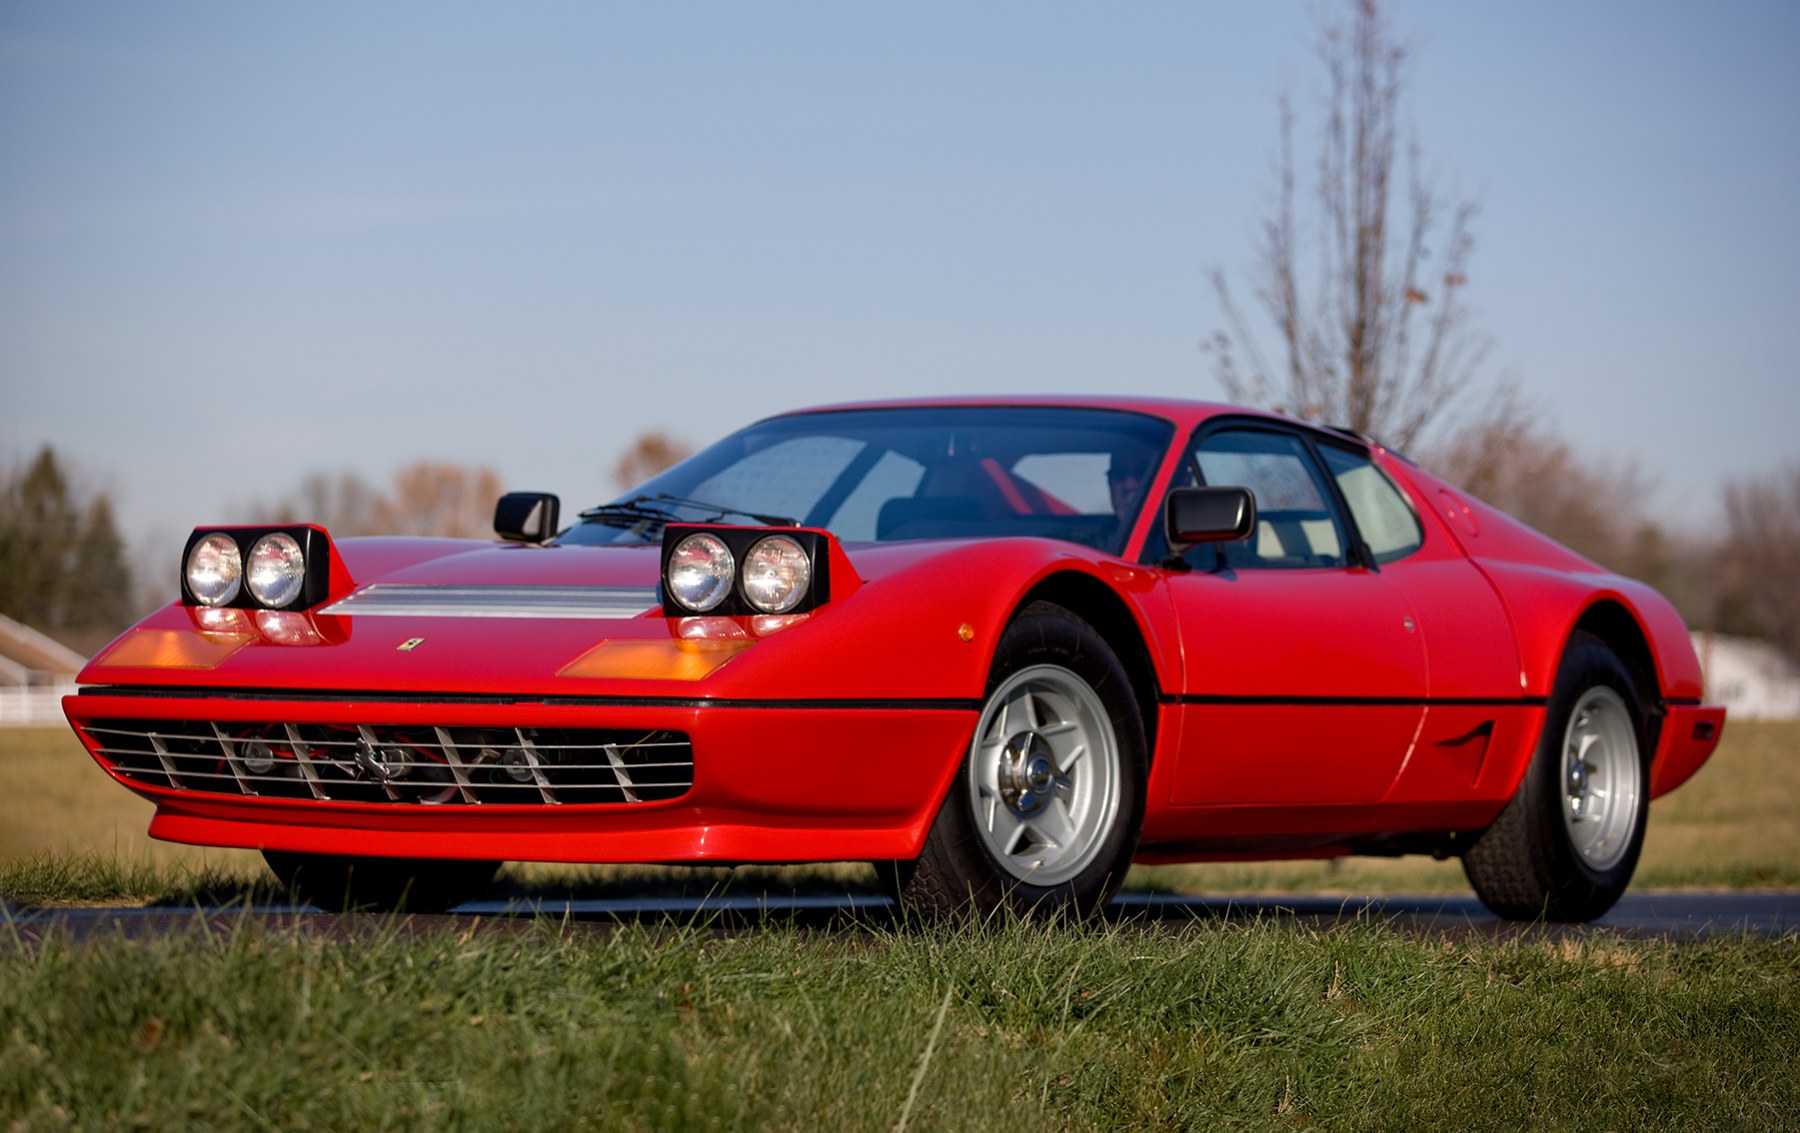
[63, 398, 1723, 920]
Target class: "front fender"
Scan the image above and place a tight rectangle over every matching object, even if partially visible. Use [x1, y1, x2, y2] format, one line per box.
[699, 538, 1165, 702]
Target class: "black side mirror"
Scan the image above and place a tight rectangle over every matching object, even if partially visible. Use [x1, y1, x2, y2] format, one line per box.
[494, 492, 561, 543]
[1165, 487, 1255, 548]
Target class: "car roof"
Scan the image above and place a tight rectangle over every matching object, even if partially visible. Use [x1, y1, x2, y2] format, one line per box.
[769, 395, 1303, 436]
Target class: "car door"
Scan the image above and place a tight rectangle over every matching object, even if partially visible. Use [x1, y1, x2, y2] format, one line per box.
[1158, 424, 1428, 805]
[1311, 440, 1526, 798]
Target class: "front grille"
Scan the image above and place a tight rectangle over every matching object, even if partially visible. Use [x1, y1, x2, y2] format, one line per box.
[81, 720, 692, 806]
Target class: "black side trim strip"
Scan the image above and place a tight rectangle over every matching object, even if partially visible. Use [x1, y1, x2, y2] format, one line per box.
[77, 684, 980, 713]
[1663, 697, 1703, 707]
[1162, 694, 1549, 709]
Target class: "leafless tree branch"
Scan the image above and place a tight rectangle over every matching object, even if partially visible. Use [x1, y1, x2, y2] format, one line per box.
[1208, 0, 1495, 452]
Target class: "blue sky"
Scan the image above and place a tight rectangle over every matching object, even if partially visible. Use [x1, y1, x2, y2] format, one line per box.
[3, 2, 1797, 567]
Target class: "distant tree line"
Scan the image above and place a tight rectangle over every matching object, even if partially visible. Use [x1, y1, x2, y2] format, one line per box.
[0, 447, 135, 652]
[246, 460, 504, 539]
[248, 433, 700, 536]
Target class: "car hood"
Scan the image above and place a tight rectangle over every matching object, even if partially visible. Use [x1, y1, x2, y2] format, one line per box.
[329, 534, 978, 590]
[77, 533, 1074, 702]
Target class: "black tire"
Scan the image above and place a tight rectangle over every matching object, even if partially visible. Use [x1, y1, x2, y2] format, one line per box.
[263, 851, 500, 914]
[1462, 632, 1651, 922]
[888, 602, 1147, 920]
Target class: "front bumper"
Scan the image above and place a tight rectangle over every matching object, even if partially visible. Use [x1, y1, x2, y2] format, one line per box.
[64, 690, 977, 864]
[1649, 702, 1727, 799]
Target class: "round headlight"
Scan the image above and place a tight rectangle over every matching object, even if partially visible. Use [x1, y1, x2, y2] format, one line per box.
[667, 532, 735, 613]
[246, 533, 307, 608]
[186, 533, 243, 607]
[742, 535, 811, 614]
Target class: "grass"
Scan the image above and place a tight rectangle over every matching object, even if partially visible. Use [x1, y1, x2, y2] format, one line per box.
[4, 721, 1798, 908]
[2, 911, 1795, 1130]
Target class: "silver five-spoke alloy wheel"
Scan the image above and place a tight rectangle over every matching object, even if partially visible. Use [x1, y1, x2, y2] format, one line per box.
[1560, 685, 1642, 872]
[968, 664, 1121, 886]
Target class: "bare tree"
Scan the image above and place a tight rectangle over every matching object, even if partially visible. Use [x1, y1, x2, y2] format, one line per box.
[1718, 463, 1800, 657]
[1210, 0, 1492, 451]
[612, 430, 694, 491]
[254, 471, 382, 535]
[1432, 408, 1655, 571]
[369, 462, 504, 539]
[249, 461, 502, 539]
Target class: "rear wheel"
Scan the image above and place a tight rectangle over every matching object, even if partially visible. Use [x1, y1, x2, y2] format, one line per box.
[1462, 633, 1650, 921]
[887, 602, 1147, 919]
[264, 851, 499, 913]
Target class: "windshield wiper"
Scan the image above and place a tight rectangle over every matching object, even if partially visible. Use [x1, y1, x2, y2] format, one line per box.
[577, 493, 799, 529]
[576, 499, 679, 528]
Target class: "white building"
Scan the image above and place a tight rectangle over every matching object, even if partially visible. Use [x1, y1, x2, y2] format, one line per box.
[1691, 633, 1800, 721]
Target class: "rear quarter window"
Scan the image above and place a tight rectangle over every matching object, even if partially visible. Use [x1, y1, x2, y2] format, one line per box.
[1319, 447, 1423, 563]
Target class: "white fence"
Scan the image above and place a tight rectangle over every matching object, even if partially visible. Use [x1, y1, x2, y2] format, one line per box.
[0, 683, 77, 727]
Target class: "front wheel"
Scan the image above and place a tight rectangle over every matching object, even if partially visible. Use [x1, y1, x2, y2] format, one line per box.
[887, 602, 1147, 919]
[1462, 633, 1650, 921]
[264, 851, 500, 913]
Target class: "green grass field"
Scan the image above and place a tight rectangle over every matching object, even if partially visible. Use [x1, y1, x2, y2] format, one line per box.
[3, 910, 1795, 1129]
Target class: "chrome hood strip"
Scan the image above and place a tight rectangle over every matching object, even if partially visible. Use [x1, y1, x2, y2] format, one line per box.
[319, 584, 659, 620]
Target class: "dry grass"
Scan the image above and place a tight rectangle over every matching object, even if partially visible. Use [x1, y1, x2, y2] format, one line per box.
[0, 726, 260, 873]
[5, 720, 1796, 896]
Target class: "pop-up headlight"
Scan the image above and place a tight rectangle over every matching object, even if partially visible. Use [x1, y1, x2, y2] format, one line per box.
[246, 533, 307, 608]
[660, 525, 831, 617]
[666, 532, 736, 613]
[180, 526, 337, 612]
[742, 534, 812, 614]
[184, 533, 244, 608]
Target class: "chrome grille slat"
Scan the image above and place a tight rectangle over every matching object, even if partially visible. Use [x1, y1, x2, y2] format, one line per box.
[515, 731, 559, 806]
[211, 721, 258, 797]
[81, 719, 694, 807]
[432, 726, 480, 805]
[282, 724, 331, 800]
[146, 731, 182, 789]
[604, 743, 641, 804]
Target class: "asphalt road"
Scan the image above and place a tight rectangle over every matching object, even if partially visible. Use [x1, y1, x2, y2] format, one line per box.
[5, 890, 1796, 943]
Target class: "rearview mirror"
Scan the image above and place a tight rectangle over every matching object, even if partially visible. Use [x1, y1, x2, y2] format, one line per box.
[494, 492, 561, 543]
[1165, 487, 1255, 548]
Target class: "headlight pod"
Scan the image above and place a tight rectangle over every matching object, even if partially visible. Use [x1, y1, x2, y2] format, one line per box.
[660, 525, 831, 618]
[185, 533, 243, 607]
[742, 535, 811, 614]
[180, 526, 335, 612]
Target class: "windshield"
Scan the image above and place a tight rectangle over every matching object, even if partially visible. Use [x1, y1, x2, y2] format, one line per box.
[558, 406, 1174, 555]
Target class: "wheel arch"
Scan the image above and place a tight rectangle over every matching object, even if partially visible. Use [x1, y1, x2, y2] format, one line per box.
[1569, 600, 1665, 755]
[1013, 570, 1163, 763]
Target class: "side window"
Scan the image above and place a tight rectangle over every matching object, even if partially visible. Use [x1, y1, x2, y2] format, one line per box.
[1195, 429, 1347, 569]
[1318, 445, 1424, 564]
